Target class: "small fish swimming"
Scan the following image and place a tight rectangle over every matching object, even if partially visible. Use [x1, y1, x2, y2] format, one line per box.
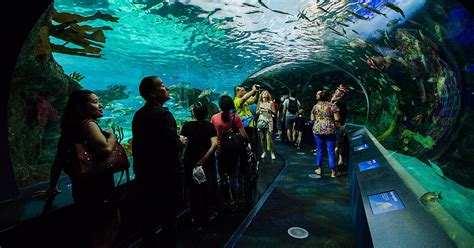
[257, 0, 269, 9]
[242, 2, 258, 8]
[346, 10, 369, 20]
[386, 18, 402, 27]
[256, 0, 292, 16]
[391, 85, 401, 92]
[297, 10, 313, 22]
[420, 191, 442, 205]
[428, 159, 445, 178]
[352, 29, 360, 35]
[337, 21, 350, 27]
[271, 9, 292, 16]
[318, 6, 330, 14]
[245, 10, 263, 14]
[327, 27, 346, 38]
[358, 4, 387, 18]
[384, 2, 405, 18]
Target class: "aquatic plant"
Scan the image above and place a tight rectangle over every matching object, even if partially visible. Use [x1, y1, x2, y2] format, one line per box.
[35, 8, 118, 59]
[69, 71, 85, 82]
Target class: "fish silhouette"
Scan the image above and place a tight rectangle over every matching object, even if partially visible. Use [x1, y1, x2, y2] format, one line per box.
[420, 191, 442, 205]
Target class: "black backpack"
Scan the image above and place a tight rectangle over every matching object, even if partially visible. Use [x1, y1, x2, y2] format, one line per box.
[221, 114, 244, 154]
[287, 98, 298, 114]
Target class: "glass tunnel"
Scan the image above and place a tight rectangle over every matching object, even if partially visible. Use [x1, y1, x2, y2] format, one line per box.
[3, 0, 474, 246]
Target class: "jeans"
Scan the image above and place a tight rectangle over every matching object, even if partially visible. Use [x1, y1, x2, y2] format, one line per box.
[315, 134, 336, 169]
[216, 150, 240, 203]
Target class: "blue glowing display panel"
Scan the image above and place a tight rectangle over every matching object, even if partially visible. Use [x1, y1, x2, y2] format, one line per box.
[358, 159, 380, 171]
[353, 143, 368, 151]
[368, 190, 405, 215]
[351, 134, 363, 140]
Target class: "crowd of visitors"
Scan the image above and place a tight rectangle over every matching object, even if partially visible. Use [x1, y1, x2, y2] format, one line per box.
[34, 76, 349, 247]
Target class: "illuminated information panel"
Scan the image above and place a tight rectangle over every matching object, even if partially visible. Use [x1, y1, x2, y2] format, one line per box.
[358, 160, 380, 172]
[368, 190, 405, 215]
[353, 143, 368, 151]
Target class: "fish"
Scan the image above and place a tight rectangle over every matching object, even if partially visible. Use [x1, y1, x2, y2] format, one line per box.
[256, 0, 292, 16]
[206, 8, 222, 18]
[272, 9, 292, 16]
[346, 10, 369, 20]
[358, 4, 387, 18]
[337, 21, 350, 27]
[242, 2, 258, 8]
[297, 10, 317, 23]
[420, 191, 443, 205]
[352, 29, 360, 35]
[384, 2, 405, 18]
[391, 85, 401, 92]
[245, 10, 263, 14]
[257, 0, 269, 9]
[318, 6, 330, 14]
[285, 19, 296, 23]
[428, 159, 445, 178]
[327, 27, 346, 38]
[386, 18, 402, 27]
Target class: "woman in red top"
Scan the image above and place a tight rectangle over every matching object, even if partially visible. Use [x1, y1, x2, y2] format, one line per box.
[210, 95, 248, 209]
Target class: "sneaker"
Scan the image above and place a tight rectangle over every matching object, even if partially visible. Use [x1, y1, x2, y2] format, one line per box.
[315, 167, 321, 175]
[261, 152, 266, 159]
[331, 170, 337, 178]
[271, 153, 276, 160]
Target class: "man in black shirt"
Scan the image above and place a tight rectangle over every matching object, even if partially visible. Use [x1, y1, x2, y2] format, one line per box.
[331, 85, 348, 170]
[132, 76, 187, 248]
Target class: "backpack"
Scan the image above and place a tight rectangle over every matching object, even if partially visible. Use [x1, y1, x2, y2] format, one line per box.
[220, 115, 244, 154]
[287, 98, 298, 114]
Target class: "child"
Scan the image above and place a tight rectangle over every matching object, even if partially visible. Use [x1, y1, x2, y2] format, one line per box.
[292, 109, 306, 150]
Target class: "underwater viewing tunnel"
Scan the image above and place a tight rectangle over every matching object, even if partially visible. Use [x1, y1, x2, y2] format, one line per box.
[2, 0, 474, 247]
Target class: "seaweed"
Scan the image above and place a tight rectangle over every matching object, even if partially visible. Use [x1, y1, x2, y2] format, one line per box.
[34, 8, 119, 59]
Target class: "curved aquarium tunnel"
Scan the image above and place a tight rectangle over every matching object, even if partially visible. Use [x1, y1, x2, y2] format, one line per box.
[4, 0, 474, 244]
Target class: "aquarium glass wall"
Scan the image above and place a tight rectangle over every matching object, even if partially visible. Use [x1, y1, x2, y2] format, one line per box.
[8, 0, 474, 244]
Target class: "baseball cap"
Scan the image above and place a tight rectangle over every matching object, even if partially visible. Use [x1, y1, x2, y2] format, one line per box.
[337, 85, 349, 93]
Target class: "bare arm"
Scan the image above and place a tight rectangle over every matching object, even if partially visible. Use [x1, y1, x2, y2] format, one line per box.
[282, 106, 287, 120]
[239, 127, 249, 141]
[84, 121, 117, 156]
[238, 85, 258, 107]
[197, 136, 218, 166]
[33, 153, 63, 200]
[334, 112, 341, 127]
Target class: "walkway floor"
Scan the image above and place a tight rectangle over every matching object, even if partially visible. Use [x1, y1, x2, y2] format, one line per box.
[174, 140, 354, 248]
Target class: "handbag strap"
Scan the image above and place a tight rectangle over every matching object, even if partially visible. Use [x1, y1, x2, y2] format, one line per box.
[115, 167, 131, 186]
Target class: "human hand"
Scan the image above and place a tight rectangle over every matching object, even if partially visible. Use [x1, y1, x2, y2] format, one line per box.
[252, 84, 258, 92]
[32, 187, 61, 201]
[196, 157, 207, 167]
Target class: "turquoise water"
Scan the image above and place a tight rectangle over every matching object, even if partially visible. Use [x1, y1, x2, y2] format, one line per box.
[8, 0, 474, 244]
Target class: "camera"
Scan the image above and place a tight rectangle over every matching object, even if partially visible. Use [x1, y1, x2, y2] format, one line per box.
[255, 84, 261, 89]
